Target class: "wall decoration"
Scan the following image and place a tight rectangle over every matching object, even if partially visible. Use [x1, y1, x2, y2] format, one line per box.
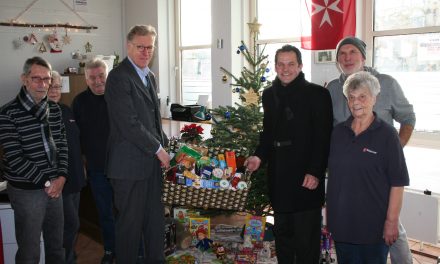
[62, 29, 71, 45]
[314, 50, 336, 64]
[38, 42, 47, 53]
[48, 31, 62, 53]
[84, 41, 92, 53]
[12, 38, 24, 49]
[23, 33, 38, 45]
[0, 0, 98, 32]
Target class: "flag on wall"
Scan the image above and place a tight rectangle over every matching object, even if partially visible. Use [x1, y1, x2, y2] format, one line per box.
[301, 0, 356, 50]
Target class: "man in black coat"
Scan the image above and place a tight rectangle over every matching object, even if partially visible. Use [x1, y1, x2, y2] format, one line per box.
[246, 45, 333, 263]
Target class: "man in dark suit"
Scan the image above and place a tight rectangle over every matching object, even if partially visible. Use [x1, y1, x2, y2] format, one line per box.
[105, 24, 170, 263]
[245, 45, 333, 263]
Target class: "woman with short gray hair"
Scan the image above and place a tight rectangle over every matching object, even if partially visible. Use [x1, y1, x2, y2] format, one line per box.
[327, 71, 410, 263]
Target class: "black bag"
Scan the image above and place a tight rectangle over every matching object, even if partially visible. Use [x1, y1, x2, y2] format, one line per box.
[170, 104, 202, 122]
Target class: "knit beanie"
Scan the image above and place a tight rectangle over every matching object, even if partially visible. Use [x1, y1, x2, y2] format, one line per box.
[336, 36, 366, 61]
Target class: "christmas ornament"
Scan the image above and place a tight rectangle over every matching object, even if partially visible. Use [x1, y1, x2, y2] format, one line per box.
[222, 75, 228, 83]
[13, 37, 24, 49]
[236, 50, 241, 54]
[24, 33, 38, 45]
[38, 42, 47, 53]
[84, 41, 93, 53]
[224, 111, 231, 120]
[62, 29, 71, 45]
[235, 87, 241, 93]
[239, 44, 246, 51]
[247, 17, 262, 34]
[242, 89, 259, 106]
[48, 31, 62, 53]
[260, 76, 266, 82]
[265, 68, 270, 73]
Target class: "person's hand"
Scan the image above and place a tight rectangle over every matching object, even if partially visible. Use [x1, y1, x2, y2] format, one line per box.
[244, 156, 261, 172]
[156, 148, 171, 169]
[45, 176, 66, 198]
[302, 174, 319, 190]
[383, 218, 399, 246]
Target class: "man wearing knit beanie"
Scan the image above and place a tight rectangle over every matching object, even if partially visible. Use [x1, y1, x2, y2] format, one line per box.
[327, 36, 416, 264]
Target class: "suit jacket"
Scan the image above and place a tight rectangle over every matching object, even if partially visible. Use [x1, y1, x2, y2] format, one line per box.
[105, 58, 168, 180]
[254, 72, 333, 213]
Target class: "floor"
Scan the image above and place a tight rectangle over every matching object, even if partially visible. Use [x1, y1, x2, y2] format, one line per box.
[75, 232, 440, 264]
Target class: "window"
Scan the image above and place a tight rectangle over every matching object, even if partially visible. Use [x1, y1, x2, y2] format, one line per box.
[368, 0, 440, 193]
[256, 0, 311, 81]
[178, 0, 212, 105]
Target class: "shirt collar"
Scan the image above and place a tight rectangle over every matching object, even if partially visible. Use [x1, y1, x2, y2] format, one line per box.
[343, 112, 383, 132]
[128, 56, 150, 80]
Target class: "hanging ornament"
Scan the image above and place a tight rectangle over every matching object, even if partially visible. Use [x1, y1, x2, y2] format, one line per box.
[38, 42, 47, 53]
[235, 87, 241, 93]
[239, 44, 246, 51]
[25, 33, 38, 45]
[84, 41, 93, 53]
[260, 76, 266, 82]
[236, 50, 241, 54]
[222, 75, 228, 83]
[13, 37, 25, 49]
[247, 17, 262, 34]
[242, 89, 259, 106]
[62, 28, 71, 45]
[48, 30, 62, 53]
[224, 111, 231, 120]
[265, 67, 270, 73]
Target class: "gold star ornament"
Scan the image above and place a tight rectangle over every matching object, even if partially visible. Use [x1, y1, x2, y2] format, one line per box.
[247, 17, 262, 34]
[242, 89, 259, 106]
[62, 34, 71, 45]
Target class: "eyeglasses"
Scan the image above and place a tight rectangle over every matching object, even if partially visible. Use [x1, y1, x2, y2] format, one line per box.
[50, 85, 62, 90]
[30, 76, 52, 84]
[131, 42, 155, 52]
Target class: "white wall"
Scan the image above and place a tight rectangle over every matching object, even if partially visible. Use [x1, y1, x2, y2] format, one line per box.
[0, 0, 124, 105]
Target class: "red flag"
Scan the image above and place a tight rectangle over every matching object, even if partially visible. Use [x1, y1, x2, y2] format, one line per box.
[301, 0, 356, 50]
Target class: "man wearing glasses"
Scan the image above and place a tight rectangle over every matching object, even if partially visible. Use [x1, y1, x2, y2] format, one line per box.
[105, 24, 170, 263]
[0, 56, 67, 263]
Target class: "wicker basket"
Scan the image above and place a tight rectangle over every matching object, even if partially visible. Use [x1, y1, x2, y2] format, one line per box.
[162, 181, 249, 211]
[162, 142, 251, 211]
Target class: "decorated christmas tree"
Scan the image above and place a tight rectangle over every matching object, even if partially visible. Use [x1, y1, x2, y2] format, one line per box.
[205, 19, 272, 216]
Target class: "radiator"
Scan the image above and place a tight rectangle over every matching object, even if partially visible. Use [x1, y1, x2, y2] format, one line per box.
[400, 190, 439, 244]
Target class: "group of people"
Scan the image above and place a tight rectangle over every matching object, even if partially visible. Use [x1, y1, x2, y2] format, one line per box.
[0, 24, 169, 264]
[0, 21, 414, 264]
[245, 37, 415, 264]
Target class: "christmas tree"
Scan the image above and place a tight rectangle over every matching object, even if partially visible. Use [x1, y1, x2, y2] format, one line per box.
[205, 19, 272, 216]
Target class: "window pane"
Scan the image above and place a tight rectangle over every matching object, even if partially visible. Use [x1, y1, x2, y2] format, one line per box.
[257, 0, 300, 39]
[181, 49, 211, 105]
[374, 0, 440, 30]
[373, 33, 440, 131]
[259, 42, 311, 82]
[180, 0, 211, 46]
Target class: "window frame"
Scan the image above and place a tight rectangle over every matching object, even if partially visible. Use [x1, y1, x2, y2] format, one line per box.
[365, 0, 440, 194]
[365, 0, 440, 146]
[175, 0, 212, 105]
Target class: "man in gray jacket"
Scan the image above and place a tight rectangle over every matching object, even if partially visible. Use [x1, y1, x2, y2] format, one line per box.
[327, 36, 416, 264]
